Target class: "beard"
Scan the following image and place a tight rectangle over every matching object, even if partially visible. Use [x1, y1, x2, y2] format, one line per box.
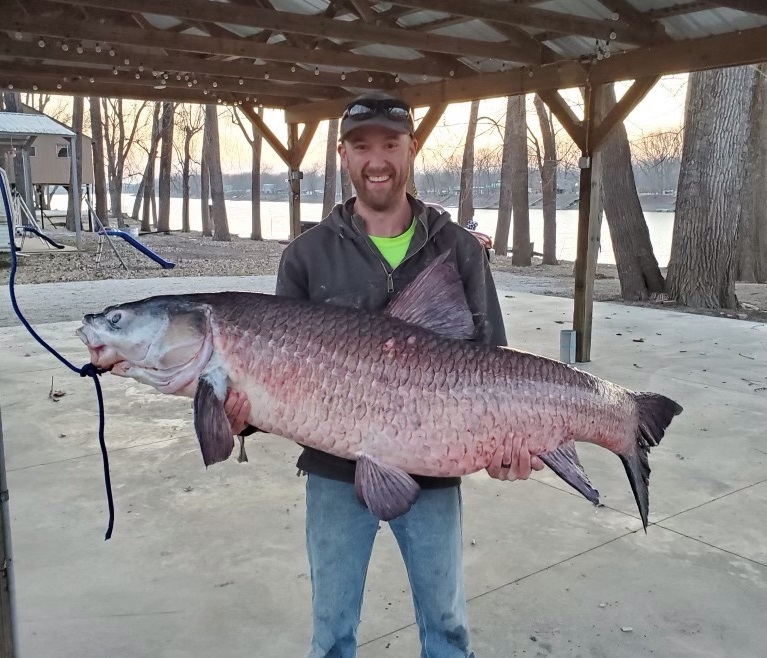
[348, 165, 409, 212]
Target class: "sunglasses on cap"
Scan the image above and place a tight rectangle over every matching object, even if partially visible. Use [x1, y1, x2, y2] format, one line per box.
[342, 98, 413, 123]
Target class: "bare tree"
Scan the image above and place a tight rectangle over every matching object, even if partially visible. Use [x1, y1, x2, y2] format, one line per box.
[632, 129, 683, 193]
[89, 96, 109, 226]
[102, 99, 148, 227]
[65, 96, 83, 232]
[157, 101, 175, 232]
[200, 115, 212, 237]
[177, 104, 205, 233]
[140, 103, 162, 232]
[738, 63, 767, 283]
[599, 84, 665, 300]
[533, 95, 558, 264]
[458, 100, 479, 226]
[667, 65, 758, 308]
[510, 96, 531, 265]
[322, 118, 339, 217]
[205, 104, 230, 241]
[495, 99, 514, 258]
[231, 106, 264, 239]
[2, 92, 30, 208]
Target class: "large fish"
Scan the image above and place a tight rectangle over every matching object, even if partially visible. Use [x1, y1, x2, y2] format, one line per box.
[77, 252, 682, 528]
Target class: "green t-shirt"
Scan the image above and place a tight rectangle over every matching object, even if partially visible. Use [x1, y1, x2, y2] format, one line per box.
[369, 218, 416, 269]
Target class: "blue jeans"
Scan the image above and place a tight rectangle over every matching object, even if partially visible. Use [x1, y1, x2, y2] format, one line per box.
[304, 474, 474, 658]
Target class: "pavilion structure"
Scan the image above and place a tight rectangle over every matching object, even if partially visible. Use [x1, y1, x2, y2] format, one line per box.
[3, 0, 767, 360]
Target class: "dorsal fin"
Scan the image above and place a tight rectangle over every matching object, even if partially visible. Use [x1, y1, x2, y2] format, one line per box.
[384, 250, 476, 339]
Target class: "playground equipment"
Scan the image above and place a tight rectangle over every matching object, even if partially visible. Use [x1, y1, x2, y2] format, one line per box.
[85, 195, 175, 270]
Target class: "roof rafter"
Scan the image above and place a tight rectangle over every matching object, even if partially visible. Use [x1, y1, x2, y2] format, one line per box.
[708, 0, 767, 17]
[385, 0, 658, 45]
[14, 16, 456, 77]
[0, 33, 392, 90]
[49, 0, 537, 64]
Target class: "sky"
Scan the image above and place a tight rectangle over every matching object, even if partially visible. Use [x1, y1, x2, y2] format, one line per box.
[33, 73, 688, 177]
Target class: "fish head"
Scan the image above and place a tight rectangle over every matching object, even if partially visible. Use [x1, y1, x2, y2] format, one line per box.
[76, 297, 214, 394]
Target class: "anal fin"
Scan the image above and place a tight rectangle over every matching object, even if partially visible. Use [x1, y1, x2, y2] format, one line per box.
[194, 376, 235, 467]
[539, 441, 600, 505]
[354, 454, 420, 521]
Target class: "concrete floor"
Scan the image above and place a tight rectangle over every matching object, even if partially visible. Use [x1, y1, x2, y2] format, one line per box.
[0, 279, 765, 658]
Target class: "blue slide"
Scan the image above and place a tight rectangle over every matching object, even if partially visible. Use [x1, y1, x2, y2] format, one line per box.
[103, 230, 176, 269]
[22, 225, 66, 249]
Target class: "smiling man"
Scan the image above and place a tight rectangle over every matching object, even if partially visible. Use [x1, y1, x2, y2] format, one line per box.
[225, 92, 541, 658]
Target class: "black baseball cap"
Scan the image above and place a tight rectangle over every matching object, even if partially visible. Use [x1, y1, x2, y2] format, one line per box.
[339, 91, 415, 141]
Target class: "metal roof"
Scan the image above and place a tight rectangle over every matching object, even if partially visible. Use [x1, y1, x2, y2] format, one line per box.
[1, 0, 766, 121]
[0, 112, 75, 139]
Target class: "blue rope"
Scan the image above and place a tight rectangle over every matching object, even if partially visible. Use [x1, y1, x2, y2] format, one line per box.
[2, 183, 114, 540]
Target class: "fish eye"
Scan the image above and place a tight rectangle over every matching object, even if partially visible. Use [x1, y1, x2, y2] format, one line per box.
[109, 312, 122, 326]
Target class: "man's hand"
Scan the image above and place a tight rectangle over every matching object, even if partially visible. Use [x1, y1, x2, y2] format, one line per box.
[486, 440, 545, 481]
[224, 389, 251, 436]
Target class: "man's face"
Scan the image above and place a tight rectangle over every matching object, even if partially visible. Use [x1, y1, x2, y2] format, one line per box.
[339, 126, 417, 212]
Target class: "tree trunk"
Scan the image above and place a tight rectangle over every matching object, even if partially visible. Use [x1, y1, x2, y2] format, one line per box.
[66, 96, 84, 232]
[534, 95, 558, 265]
[200, 117, 212, 237]
[341, 166, 353, 202]
[458, 100, 479, 226]
[141, 103, 161, 233]
[667, 66, 757, 308]
[182, 130, 192, 232]
[205, 104, 230, 241]
[130, 176, 145, 221]
[495, 97, 515, 257]
[89, 96, 109, 227]
[510, 95, 530, 265]
[322, 118, 339, 217]
[599, 84, 665, 300]
[738, 63, 767, 283]
[251, 107, 263, 240]
[157, 102, 175, 232]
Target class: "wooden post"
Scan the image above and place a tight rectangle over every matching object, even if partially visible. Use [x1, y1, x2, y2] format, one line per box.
[573, 83, 603, 363]
[0, 405, 17, 658]
[68, 136, 82, 250]
[287, 123, 302, 240]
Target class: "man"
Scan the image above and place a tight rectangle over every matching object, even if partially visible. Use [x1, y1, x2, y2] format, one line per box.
[225, 92, 542, 657]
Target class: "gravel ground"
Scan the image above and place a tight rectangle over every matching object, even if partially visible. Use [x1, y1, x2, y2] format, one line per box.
[2, 229, 765, 327]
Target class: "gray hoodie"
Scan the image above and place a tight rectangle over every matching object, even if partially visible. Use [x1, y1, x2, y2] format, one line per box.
[274, 194, 507, 488]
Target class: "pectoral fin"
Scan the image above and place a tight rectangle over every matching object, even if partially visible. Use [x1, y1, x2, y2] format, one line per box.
[354, 454, 420, 521]
[193, 376, 234, 467]
[539, 441, 600, 505]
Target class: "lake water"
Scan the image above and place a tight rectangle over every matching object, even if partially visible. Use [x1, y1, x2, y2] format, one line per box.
[53, 193, 675, 266]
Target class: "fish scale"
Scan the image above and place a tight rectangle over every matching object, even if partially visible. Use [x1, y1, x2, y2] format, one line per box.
[206, 294, 630, 478]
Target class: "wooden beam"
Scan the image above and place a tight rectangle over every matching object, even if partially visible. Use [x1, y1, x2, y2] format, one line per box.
[287, 123, 302, 240]
[596, 0, 672, 42]
[239, 104, 291, 166]
[591, 75, 659, 148]
[591, 25, 767, 83]
[0, 36, 390, 91]
[52, 0, 534, 63]
[413, 103, 448, 153]
[295, 122, 320, 167]
[349, 0, 378, 23]
[643, 2, 711, 20]
[0, 73, 249, 105]
[17, 16, 456, 77]
[709, 0, 767, 17]
[386, 0, 658, 46]
[572, 83, 604, 363]
[0, 59, 341, 101]
[287, 60, 589, 122]
[536, 90, 586, 152]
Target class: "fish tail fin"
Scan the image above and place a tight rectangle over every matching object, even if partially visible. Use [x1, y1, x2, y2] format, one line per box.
[622, 393, 683, 531]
